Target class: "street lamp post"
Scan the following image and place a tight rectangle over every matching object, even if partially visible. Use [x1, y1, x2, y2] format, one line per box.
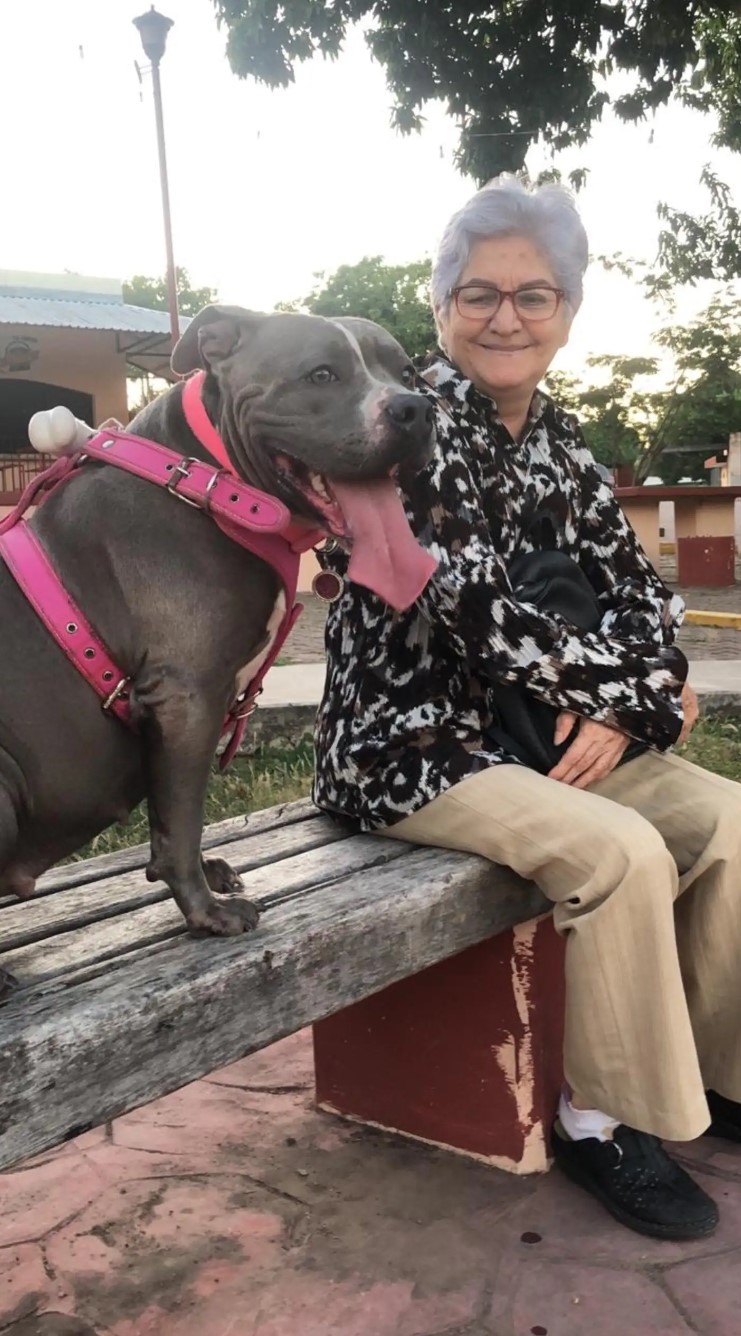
[133, 6, 180, 345]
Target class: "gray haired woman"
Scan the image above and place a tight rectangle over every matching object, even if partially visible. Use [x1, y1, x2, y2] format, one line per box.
[313, 176, 741, 1239]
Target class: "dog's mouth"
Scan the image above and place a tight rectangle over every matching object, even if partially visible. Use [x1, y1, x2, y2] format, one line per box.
[274, 452, 436, 612]
[275, 453, 350, 540]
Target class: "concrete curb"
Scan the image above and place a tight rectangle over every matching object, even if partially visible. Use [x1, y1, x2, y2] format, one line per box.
[235, 703, 317, 756]
[697, 692, 741, 718]
[685, 610, 741, 629]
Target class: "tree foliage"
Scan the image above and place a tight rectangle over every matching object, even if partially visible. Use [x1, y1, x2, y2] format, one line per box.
[123, 267, 218, 318]
[212, 1, 741, 183]
[213, 3, 741, 283]
[652, 168, 741, 292]
[548, 356, 657, 471]
[279, 255, 437, 359]
[547, 291, 741, 481]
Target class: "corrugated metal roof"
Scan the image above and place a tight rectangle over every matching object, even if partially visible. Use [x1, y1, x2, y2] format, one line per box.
[0, 294, 177, 336]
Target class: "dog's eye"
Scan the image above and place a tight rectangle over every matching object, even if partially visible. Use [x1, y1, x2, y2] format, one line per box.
[401, 365, 416, 386]
[306, 366, 338, 385]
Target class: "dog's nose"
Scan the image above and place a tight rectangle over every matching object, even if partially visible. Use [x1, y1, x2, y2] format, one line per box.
[383, 393, 434, 433]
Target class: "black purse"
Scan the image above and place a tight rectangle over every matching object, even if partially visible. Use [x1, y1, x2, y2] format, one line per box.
[484, 547, 647, 774]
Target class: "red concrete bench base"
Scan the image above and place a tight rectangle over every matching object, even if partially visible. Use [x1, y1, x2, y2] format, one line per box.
[314, 915, 565, 1175]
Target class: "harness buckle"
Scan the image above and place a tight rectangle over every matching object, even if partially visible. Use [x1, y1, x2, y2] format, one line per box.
[203, 468, 222, 512]
[102, 677, 130, 713]
[233, 687, 263, 721]
[165, 456, 202, 508]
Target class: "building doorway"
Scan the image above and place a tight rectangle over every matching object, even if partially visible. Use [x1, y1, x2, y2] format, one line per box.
[0, 380, 93, 502]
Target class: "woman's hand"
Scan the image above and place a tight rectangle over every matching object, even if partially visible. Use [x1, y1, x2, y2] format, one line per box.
[548, 711, 630, 788]
[677, 682, 700, 745]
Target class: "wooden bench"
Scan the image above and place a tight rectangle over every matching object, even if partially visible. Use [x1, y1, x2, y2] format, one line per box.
[0, 798, 564, 1176]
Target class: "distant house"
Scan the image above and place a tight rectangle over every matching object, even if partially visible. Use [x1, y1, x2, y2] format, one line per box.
[0, 270, 177, 504]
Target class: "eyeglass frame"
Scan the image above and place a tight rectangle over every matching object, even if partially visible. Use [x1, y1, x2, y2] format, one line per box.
[449, 282, 566, 321]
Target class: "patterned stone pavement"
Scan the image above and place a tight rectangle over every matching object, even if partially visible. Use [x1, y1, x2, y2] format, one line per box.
[3, 1030, 741, 1336]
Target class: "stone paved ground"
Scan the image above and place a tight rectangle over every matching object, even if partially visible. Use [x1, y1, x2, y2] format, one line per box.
[285, 563, 741, 665]
[3, 1030, 741, 1336]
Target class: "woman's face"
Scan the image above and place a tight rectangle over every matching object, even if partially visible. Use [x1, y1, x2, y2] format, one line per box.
[437, 234, 573, 400]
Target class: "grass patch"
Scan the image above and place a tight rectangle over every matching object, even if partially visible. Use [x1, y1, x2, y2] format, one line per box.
[678, 714, 741, 782]
[71, 740, 315, 861]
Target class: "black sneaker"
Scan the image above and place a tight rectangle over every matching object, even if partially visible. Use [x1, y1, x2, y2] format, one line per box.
[551, 1119, 719, 1240]
[704, 1089, 741, 1143]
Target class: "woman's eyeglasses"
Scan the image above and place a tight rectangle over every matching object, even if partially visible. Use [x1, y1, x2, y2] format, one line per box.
[450, 283, 565, 321]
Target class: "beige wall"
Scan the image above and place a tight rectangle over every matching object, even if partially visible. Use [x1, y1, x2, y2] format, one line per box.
[298, 549, 321, 593]
[3, 327, 128, 425]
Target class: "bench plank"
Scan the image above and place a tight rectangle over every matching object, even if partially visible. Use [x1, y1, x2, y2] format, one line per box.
[0, 816, 345, 953]
[0, 845, 547, 1169]
[2, 836, 412, 995]
[1, 835, 408, 987]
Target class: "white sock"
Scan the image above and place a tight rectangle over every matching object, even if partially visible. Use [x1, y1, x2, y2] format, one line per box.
[558, 1089, 620, 1142]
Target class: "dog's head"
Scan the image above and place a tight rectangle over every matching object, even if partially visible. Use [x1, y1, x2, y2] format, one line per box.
[171, 304, 438, 608]
[171, 305, 435, 541]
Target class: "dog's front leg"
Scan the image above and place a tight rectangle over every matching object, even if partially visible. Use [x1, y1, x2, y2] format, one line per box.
[141, 680, 260, 935]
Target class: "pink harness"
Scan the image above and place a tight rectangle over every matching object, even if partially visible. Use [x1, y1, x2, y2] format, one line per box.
[0, 373, 324, 768]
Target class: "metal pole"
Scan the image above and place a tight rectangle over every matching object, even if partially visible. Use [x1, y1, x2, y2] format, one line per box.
[150, 57, 179, 344]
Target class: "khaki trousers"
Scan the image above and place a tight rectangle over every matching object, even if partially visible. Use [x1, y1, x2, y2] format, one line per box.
[385, 749, 741, 1142]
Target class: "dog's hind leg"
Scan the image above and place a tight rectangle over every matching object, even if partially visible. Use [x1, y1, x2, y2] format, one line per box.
[0, 784, 20, 883]
[0, 786, 22, 1000]
[0, 785, 36, 900]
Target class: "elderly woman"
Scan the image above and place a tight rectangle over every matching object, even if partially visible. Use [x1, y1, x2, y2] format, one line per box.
[313, 176, 741, 1240]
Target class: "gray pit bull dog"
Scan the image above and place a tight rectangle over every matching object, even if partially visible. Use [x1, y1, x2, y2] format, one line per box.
[0, 305, 435, 993]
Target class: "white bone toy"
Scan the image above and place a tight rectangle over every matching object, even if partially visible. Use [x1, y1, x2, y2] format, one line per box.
[28, 406, 95, 458]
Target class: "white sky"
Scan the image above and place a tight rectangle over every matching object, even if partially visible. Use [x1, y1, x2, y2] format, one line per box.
[2, 0, 739, 376]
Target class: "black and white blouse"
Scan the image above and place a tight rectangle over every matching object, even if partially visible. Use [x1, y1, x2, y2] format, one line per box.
[312, 354, 687, 831]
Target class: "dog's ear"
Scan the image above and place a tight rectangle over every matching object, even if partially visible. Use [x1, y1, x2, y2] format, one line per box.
[171, 305, 264, 376]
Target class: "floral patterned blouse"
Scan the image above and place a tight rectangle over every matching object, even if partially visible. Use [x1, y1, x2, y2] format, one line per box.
[312, 354, 687, 831]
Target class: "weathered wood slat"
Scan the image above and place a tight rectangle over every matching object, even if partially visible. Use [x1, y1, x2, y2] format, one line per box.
[0, 847, 548, 1169]
[0, 816, 344, 953]
[2, 901, 184, 987]
[5, 798, 320, 901]
[1, 835, 409, 987]
[19, 824, 405, 993]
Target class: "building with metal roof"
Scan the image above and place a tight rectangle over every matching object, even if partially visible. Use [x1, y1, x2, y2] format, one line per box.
[0, 270, 183, 504]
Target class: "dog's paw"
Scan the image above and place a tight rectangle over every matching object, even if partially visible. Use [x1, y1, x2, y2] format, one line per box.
[203, 856, 244, 895]
[187, 895, 261, 936]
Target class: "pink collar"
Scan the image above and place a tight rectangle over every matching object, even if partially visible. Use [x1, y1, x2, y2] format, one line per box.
[181, 371, 323, 555]
[182, 370, 232, 472]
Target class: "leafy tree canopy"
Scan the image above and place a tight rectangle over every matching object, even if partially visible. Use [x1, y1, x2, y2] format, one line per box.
[547, 290, 741, 481]
[122, 267, 219, 401]
[213, 1, 741, 183]
[123, 267, 218, 319]
[279, 255, 437, 359]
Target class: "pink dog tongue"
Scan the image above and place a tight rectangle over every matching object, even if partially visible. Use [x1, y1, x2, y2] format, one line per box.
[331, 478, 437, 611]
